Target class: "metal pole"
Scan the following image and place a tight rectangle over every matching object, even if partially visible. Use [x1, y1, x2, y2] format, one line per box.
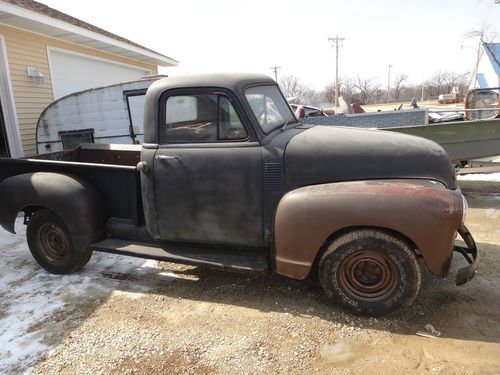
[387, 64, 392, 103]
[328, 36, 344, 114]
[270, 66, 281, 82]
[421, 75, 425, 102]
[461, 45, 480, 89]
[336, 40, 340, 112]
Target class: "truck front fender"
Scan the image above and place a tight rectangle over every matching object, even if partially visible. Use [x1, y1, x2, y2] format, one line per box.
[274, 179, 463, 280]
[0, 172, 107, 252]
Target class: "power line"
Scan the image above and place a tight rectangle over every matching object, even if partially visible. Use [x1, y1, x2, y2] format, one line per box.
[270, 66, 281, 82]
[328, 36, 345, 114]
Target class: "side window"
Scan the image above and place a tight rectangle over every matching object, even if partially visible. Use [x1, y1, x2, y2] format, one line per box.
[161, 94, 248, 143]
[219, 96, 247, 140]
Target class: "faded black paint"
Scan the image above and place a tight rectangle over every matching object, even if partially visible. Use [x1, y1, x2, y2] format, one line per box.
[285, 125, 457, 189]
[0, 172, 106, 252]
[0, 73, 473, 284]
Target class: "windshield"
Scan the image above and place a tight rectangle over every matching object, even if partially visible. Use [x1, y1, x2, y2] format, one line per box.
[245, 85, 297, 133]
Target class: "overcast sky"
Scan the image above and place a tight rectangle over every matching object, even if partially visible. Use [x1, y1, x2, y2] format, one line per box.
[41, 0, 500, 90]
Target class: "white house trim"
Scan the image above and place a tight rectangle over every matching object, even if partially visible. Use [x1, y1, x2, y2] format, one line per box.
[0, 34, 23, 157]
[47, 46, 154, 75]
[0, 1, 178, 66]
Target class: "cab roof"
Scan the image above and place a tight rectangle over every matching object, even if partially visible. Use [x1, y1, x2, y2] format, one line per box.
[150, 73, 275, 93]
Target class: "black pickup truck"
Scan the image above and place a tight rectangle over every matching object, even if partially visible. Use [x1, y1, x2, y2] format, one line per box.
[0, 73, 478, 315]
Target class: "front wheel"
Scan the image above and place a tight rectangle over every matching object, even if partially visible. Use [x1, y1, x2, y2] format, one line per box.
[26, 209, 92, 274]
[318, 229, 421, 316]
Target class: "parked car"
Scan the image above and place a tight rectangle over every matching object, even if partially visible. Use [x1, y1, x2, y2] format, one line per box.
[438, 93, 459, 104]
[0, 73, 478, 316]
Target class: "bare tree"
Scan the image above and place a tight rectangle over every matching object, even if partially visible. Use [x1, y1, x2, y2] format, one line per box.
[325, 77, 358, 104]
[279, 74, 324, 106]
[424, 71, 469, 98]
[340, 77, 358, 104]
[302, 89, 324, 106]
[279, 75, 307, 101]
[324, 83, 337, 103]
[392, 73, 409, 101]
[354, 76, 381, 104]
[464, 22, 497, 43]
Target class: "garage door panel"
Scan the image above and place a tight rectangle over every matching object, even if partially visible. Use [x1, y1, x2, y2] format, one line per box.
[49, 50, 151, 99]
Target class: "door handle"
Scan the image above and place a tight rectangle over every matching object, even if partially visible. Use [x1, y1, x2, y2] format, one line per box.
[156, 155, 180, 161]
[136, 161, 149, 173]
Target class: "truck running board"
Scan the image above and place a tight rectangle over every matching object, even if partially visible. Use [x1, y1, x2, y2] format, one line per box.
[89, 238, 268, 273]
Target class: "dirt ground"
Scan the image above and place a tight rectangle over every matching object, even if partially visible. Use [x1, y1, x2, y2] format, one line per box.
[2, 181, 499, 374]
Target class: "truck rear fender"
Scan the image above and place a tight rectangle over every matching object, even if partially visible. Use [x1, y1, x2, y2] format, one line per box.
[274, 180, 463, 280]
[0, 172, 107, 252]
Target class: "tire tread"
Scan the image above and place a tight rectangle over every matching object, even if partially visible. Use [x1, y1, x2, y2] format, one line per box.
[319, 228, 421, 315]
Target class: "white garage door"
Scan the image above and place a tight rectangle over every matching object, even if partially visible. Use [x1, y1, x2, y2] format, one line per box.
[49, 49, 151, 99]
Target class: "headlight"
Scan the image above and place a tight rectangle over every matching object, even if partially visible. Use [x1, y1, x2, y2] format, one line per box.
[461, 194, 468, 225]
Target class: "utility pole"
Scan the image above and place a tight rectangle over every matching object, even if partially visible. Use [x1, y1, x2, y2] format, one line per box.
[387, 64, 393, 103]
[420, 74, 425, 102]
[328, 35, 344, 114]
[270, 66, 281, 82]
[461, 44, 481, 89]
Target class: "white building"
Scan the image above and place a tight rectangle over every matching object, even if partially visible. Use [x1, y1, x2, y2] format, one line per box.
[470, 42, 500, 89]
[0, 0, 178, 157]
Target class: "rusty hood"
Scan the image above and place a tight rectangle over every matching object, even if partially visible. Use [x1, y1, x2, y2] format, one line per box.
[284, 125, 456, 188]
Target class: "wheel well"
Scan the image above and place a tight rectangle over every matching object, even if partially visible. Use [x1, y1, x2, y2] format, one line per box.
[22, 205, 48, 222]
[307, 226, 420, 281]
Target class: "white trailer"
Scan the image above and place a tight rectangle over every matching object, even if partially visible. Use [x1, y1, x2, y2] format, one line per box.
[36, 77, 160, 154]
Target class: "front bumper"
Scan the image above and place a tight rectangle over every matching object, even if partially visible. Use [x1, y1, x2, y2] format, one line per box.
[454, 225, 479, 286]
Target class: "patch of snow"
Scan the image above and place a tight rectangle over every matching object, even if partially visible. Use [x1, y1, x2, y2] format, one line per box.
[458, 173, 500, 182]
[0, 218, 174, 374]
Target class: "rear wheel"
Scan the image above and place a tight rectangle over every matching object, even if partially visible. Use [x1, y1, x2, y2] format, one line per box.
[26, 209, 92, 274]
[318, 229, 421, 315]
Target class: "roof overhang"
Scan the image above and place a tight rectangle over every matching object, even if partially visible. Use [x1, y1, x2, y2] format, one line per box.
[0, 1, 178, 67]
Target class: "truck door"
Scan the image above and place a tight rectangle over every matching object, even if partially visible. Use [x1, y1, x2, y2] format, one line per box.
[153, 91, 263, 247]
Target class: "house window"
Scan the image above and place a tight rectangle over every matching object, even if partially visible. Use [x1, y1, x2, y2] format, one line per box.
[161, 94, 248, 143]
[59, 129, 95, 150]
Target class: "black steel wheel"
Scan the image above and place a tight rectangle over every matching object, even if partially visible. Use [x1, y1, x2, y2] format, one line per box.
[319, 229, 421, 316]
[26, 209, 92, 274]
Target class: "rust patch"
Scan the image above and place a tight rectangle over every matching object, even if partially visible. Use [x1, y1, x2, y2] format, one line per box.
[274, 180, 463, 279]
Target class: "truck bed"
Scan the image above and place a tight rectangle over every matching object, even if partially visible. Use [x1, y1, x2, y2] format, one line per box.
[31, 143, 141, 166]
[0, 144, 144, 224]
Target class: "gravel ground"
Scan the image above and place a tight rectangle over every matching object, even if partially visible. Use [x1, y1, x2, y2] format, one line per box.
[1, 182, 499, 374]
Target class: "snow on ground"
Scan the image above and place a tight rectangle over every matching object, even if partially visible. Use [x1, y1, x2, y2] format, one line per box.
[0, 218, 174, 374]
[458, 173, 500, 182]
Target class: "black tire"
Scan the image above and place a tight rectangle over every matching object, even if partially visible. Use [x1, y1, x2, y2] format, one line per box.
[318, 229, 421, 316]
[26, 209, 92, 274]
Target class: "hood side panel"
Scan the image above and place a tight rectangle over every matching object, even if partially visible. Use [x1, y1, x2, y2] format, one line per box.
[285, 126, 456, 189]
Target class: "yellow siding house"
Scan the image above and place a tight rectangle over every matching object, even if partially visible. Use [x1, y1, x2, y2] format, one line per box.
[0, 0, 177, 157]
